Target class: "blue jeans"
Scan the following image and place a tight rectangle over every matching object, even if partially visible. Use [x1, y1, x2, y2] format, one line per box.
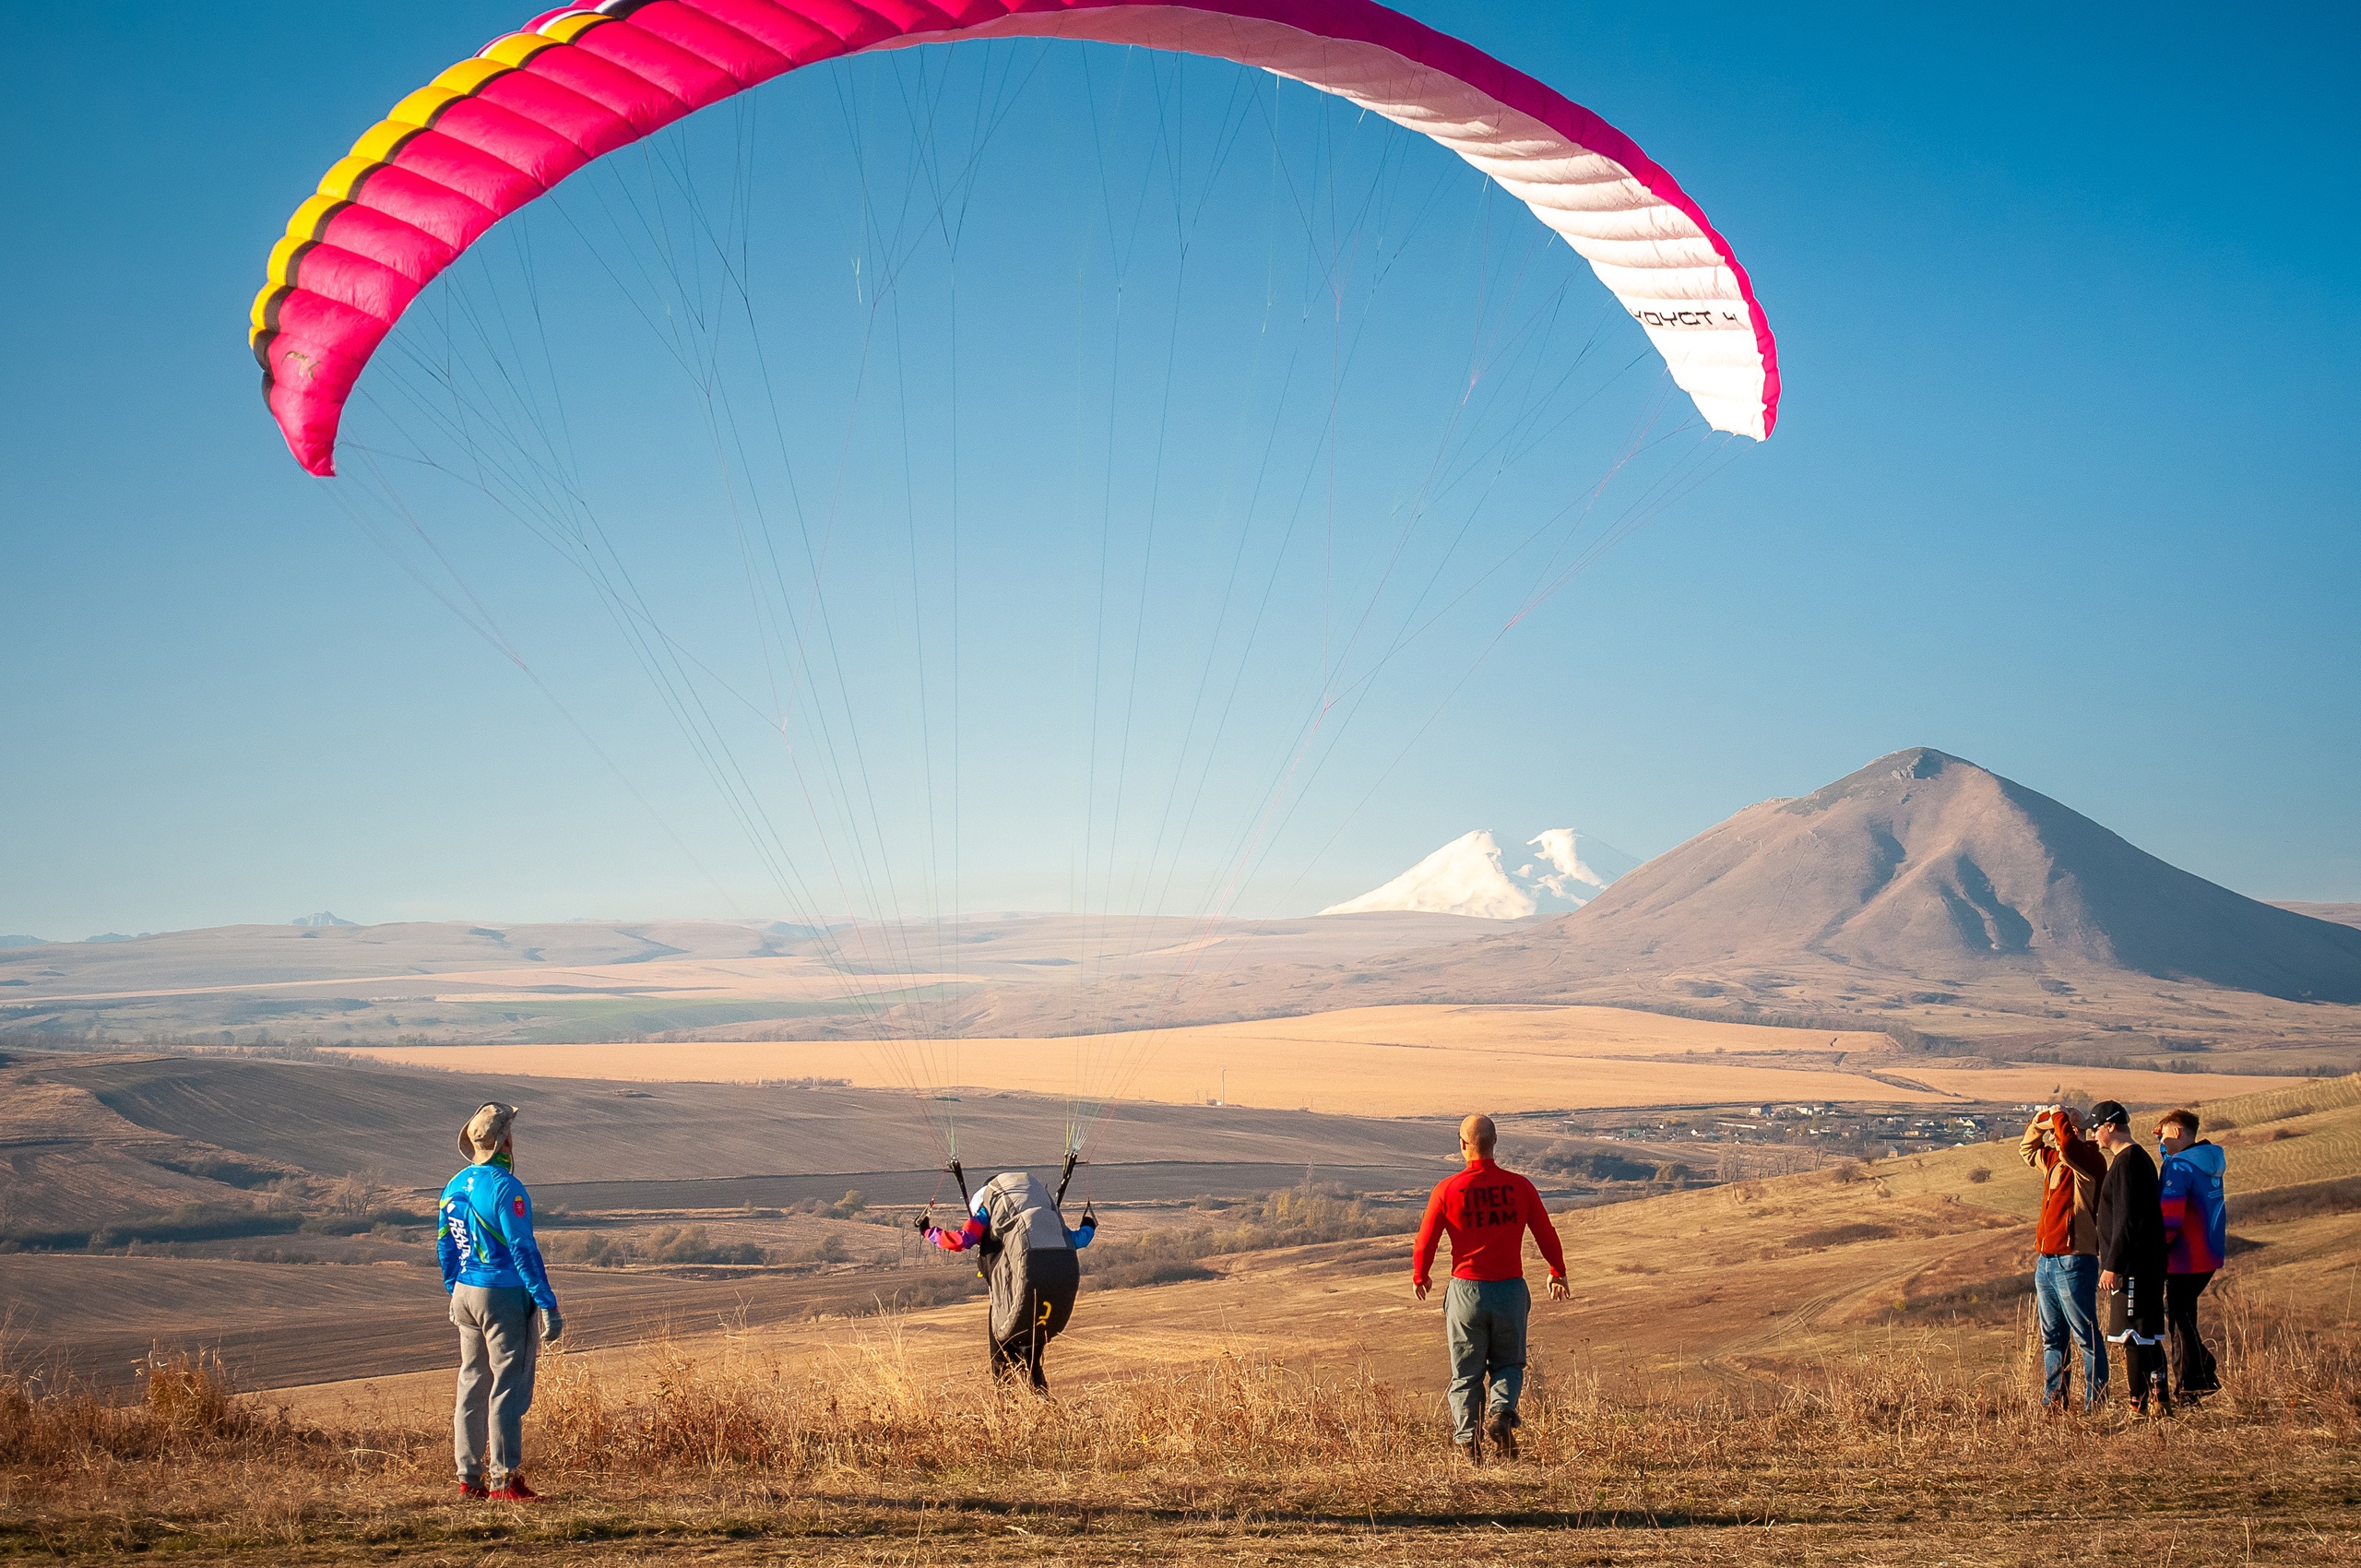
[2034, 1253, 2106, 1409]
[1445, 1277, 1529, 1442]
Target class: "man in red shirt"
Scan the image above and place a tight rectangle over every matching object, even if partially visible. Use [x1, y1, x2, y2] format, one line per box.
[1412, 1114, 1569, 1461]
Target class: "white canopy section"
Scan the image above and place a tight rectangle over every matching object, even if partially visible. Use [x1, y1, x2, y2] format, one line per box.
[889, 2, 1779, 439]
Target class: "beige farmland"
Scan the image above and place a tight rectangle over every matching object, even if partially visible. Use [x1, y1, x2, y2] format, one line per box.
[340, 1004, 2296, 1115]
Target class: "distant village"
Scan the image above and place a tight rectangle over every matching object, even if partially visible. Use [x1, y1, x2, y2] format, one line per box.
[1597, 1103, 1997, 1159]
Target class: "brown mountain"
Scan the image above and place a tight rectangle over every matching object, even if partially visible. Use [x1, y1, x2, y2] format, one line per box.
[1492, 747, 2361, 1003]
[904, 748, 2361, 1051]
[2276, 902, 2361, 932]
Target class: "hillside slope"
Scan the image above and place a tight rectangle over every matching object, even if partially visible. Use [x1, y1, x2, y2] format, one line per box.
[248, 1073, 2361, 1415]
[2279, 902, 2361, 932]
[1545, 748, 2361, 1000]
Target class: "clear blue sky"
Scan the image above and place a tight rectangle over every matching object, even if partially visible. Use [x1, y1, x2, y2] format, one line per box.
[3, 1, 2355, 941]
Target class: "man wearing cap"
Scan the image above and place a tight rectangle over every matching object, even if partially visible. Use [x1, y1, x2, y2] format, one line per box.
[2018, 1102, 2108, 1409]
[1412, 1114, 1569, 1463]
[2088, 1099, 2171, 1417]
[440, 1101, 563, 1500]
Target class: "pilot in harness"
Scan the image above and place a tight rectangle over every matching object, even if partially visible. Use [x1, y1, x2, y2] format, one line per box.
[919, 1155, 1097, 1391]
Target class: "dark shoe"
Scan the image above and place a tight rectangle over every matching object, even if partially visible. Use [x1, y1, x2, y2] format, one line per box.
[457, 1479, 490, 1501]
[489, 1475, 540, 1502]
[1453, 1438, 1483, 1466]
[1484, 1411, 1520, 1460]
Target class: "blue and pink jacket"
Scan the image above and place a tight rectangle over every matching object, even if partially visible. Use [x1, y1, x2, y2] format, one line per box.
[926, 1201, 1095, 1254]
[2157, 1139, 2227, 1276]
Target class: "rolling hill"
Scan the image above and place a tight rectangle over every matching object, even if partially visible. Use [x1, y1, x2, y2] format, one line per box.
[0, 910, 1492, 1043]
[1544, 748, 2361, 999]
[255, 1070, 2361, 1411]
[950, 749, 2361, 1063]
[7, 750, 2356, 1075]
[2279, 902, 2361, 932]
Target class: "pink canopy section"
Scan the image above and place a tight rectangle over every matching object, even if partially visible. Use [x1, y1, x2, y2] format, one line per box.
[252, 0, 1779, 477]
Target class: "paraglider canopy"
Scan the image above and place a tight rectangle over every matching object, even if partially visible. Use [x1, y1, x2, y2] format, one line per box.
[252, 0, 1778, 476]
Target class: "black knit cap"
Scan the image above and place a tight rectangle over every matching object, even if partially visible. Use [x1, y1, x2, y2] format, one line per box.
[2087, 1099, 2130, 1130]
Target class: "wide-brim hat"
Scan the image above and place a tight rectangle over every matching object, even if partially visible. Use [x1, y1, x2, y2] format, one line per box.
[459, 1101, 517, 1164]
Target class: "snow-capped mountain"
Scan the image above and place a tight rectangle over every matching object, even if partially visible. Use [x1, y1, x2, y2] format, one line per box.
[1319, 829, 1642, 921]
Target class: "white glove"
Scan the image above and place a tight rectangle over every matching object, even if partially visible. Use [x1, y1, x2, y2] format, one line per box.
[540, 1306, 564, 1344]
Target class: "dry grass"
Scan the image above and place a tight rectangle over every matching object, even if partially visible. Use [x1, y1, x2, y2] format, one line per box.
[7, 1073, 2357, 1562]
[6, 1293, 2356, 1564]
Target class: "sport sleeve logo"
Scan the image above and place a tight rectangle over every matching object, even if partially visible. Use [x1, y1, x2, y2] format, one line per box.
[444, 1198, 474, 1265]
[513, 1196, 527, 1218]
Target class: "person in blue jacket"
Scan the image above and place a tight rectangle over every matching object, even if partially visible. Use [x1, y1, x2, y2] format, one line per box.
[2156, 1107, 2227, 1401]
[440, 1101, 561, 1501]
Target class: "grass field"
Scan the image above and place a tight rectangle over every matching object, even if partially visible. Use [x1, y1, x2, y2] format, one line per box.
[8, 1075, 2358, 1564]
[261, 1075, 2361, 1432]
[341, 1003, 2303, 1114]
[6, 1320, 2356, 1565]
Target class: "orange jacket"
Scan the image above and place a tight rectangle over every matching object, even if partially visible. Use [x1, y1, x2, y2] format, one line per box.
[2018, 1112, 2104, 1256]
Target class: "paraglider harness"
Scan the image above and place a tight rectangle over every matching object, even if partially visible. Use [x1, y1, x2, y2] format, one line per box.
[922, 1155, 1092, 1277]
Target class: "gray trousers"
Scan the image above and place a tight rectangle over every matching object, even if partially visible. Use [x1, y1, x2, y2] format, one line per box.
[1445, 1277, 1529, 1442]
[451, 1284, 538, 1482]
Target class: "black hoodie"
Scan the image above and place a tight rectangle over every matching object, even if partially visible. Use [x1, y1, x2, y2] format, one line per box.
[2095, 1139, 2168, 1277]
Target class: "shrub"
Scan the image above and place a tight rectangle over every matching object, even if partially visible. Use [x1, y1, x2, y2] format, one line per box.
[1790, 1223, 1896, 1250]
[1086, 1257, 1221, 1289]
[300, 1206, 428, 1237]
[0, 1352, 302, 1466]
[552, 1232, 640, 1267]
[799, 1236, 850, 1265]
[547, 1227, 766, 1267]
[801, 1191, 871, 1220]
[145, 1152, 286, 1190]
[1079, 1183, 1404, 1291]
[860, 1272, 983, 1313]
[1533, 1142, 1658, 1183]
[644, 1226, 765, 1266]
[89, 1206, 302, 1248]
